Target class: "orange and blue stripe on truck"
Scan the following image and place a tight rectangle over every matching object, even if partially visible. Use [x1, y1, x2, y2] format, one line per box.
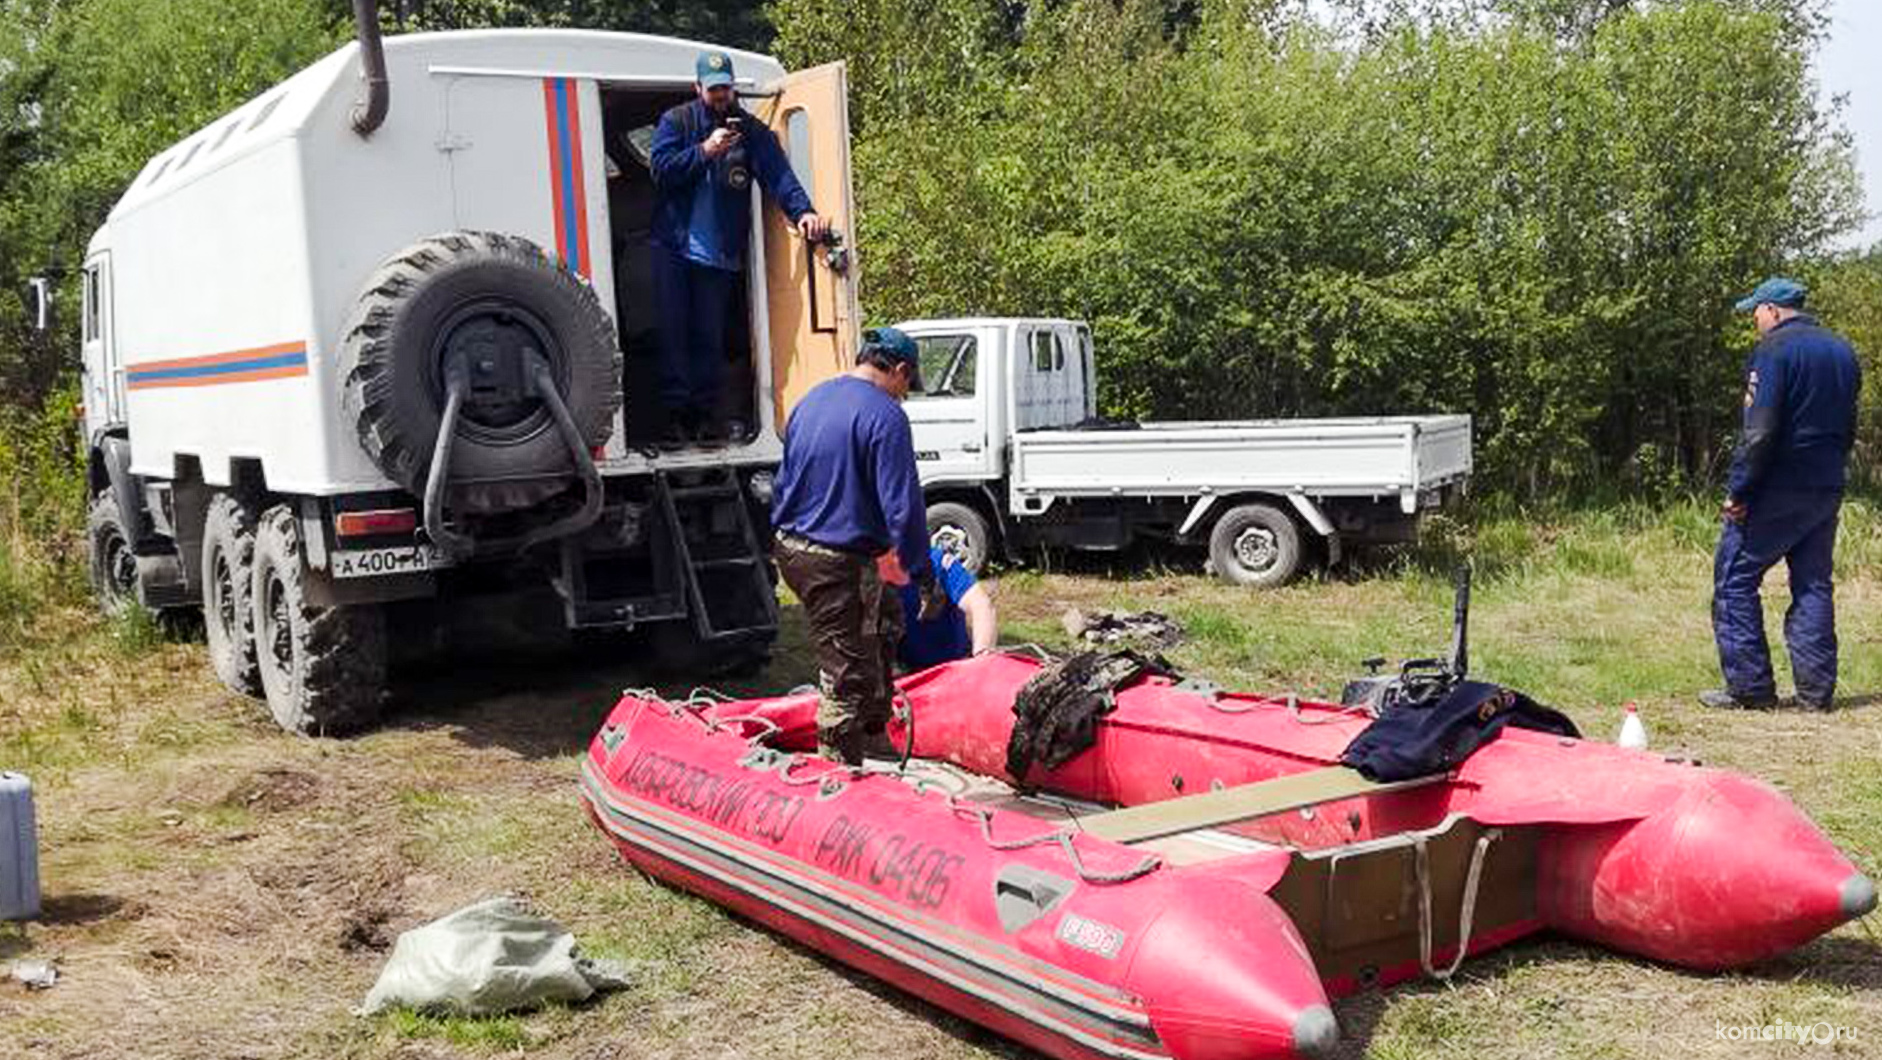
[126, 341, 309, 390]
[541, 77, 592, 281]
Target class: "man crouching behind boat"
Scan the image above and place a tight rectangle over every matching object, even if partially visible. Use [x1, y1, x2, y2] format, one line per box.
[772, 328, 949, 765]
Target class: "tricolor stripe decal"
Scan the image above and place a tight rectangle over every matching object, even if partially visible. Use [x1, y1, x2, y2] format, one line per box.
[126, 341, 309, 390]
[541, 77, 592, 280]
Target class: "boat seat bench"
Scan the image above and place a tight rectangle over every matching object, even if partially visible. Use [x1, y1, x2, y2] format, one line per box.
[1073, 766, 1444, 844]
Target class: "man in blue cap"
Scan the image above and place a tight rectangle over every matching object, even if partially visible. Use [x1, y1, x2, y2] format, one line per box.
[773, 327, 948, 764]
[649, 50, 828, 443]
[1703, 277, 1862, 711]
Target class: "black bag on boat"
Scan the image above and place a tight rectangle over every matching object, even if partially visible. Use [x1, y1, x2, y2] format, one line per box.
[1339, 679, 1580, 782]
[1006, 650, 1172, 786]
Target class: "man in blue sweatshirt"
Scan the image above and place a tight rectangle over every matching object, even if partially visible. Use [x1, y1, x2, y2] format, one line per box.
[649, 51, 827, 443]
[1704, 277, 1861, 712]
[773, 327, 946, 764]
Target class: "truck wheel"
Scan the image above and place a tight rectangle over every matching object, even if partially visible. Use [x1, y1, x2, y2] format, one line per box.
[340, 231, 622, 514]
[202, 494, 262, 696]
[1208, 503, 1304, 588]
[251, 505, 388, 735]
[927, 502, 991, 575]
[87, 493, 140, 615]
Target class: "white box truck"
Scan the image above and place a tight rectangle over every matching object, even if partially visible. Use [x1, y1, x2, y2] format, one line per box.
[75, 6, 862, 732]
[900, 318, 1472, 586]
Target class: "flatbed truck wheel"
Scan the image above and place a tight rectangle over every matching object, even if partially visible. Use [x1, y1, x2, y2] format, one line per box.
[86, 493, 140, 615]
[926, 501, 991, 576]
[1207, 502, 1304, 588]
[202, 494, 262, 696]
[251, 505, 388, 735]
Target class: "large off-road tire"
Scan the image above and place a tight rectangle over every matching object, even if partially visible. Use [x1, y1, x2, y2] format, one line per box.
[339, 231, 622, 514]
[87, 492, 140, 615]
[251, 505, 388, 735]
[202, 494, 262, 696]
[1207, 502, 1305, 588]
[926, 501, 992, 576]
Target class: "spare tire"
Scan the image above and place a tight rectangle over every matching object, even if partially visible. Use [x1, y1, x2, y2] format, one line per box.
[340, 231, 621, 514]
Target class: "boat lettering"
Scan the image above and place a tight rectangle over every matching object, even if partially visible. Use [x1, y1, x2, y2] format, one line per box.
[1056, 913, 1126, 959]
[813, 818, 965, 909]
[621, 749, 781, 837]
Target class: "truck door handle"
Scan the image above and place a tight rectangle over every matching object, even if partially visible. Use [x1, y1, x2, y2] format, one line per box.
[962, 442, 982, 453]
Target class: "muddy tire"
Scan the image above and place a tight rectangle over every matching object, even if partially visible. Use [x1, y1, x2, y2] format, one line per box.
[87, 492, 140, 615]
[202, 494, 263, 696]
[251, 505, 388, 735]
[926, 501, 991, 576]
[1207, 502, 1304, 588]
[339, 231, 622, 515]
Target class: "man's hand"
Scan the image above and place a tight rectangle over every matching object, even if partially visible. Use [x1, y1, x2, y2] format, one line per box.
[875, 550, 910, 587]
[1722, 497, 1748, 523]
[916, 574, 949, 622]
[701, 127, 740, 160]
[796, 213, 829, 241]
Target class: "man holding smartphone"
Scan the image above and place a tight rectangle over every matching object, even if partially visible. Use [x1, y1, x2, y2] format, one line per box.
[649, 50, 829, 443]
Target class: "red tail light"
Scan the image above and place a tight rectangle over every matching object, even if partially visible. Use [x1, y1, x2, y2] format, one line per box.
[335, 508, 418, 538]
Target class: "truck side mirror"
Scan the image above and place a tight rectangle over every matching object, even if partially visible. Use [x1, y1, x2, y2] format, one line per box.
[26, 277, 52, 332]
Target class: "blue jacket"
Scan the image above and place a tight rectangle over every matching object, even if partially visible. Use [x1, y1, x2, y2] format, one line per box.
[648, 100, 814, 272]
[1726, 315, 1862, 500]
[772, 377, 933, 582]
[899, 548, 977, 670]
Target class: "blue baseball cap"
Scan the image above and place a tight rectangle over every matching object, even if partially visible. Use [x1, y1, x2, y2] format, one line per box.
[1734, 277, 1807, 312]
[862, 327, 922, 388]
[695, 50, 736, 89]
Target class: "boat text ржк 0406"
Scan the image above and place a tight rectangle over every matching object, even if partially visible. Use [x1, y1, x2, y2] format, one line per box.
[580, 655, 1874, 1060]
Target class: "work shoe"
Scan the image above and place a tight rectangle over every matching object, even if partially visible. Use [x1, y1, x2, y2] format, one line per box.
[1793, 695, 1836, 713]
[1698, 689, 1779, 711]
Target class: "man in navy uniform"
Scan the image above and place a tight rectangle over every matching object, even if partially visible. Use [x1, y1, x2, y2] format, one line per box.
[1703, 278, 1861, 711]
[772, 328, 948, 764]
[649, 50, 827, 443]
[898, 545, 1000, 671]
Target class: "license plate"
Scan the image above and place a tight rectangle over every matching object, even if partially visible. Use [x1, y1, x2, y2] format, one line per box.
[330, 545, 446, 579]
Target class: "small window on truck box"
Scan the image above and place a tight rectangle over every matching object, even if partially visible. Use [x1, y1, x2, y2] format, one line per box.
[1031, 330, 1062, 372]
[81, 267, 99, 343]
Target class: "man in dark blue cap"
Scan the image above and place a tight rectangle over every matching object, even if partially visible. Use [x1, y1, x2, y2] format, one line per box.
[649, 50, 828, 443]
[772, 327, 947, 764]
[1703, 277, 1862, 711]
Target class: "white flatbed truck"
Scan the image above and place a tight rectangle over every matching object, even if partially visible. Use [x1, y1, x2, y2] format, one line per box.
[900, 318, 1472, 586]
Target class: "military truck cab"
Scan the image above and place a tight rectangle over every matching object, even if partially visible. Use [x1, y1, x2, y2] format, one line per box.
[79, 24, 860, 733]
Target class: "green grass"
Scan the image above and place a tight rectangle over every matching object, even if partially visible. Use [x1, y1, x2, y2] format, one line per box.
[3, 495, 1878, 1060]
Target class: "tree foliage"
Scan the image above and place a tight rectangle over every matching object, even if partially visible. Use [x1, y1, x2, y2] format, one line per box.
[772, 0, 1865, 492]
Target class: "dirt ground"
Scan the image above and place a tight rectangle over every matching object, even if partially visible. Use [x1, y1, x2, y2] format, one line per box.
[2, 546, 1879, 1059]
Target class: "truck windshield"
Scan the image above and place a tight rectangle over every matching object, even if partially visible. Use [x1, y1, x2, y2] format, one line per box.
[913, 335, 976, 398]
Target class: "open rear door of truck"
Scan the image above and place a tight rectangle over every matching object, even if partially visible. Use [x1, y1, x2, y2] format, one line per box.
[756, 62, 860, 435]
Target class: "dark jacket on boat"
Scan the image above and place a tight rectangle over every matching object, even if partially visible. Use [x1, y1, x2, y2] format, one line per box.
[1340, 680, 1579, 782]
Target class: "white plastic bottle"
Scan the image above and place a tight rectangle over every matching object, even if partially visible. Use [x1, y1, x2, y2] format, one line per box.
[1617, 702, 1648, 751]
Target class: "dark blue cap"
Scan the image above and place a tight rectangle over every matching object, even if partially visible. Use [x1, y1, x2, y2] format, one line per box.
[695, 50, 735, 88]
[1734, 277, 1807, 312]
[862, 327, 922, 387]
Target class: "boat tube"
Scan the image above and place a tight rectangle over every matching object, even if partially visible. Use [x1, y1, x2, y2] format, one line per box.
[580, 654, 1874, 1060]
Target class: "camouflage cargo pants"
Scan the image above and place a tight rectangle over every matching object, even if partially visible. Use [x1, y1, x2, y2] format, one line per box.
[774, 533, 904, 765]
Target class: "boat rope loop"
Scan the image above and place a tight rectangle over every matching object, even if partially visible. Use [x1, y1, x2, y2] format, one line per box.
[958, 803, 1162, 885]
[1183, 681, 1373, 726]
[1414, 827, 1502, 981]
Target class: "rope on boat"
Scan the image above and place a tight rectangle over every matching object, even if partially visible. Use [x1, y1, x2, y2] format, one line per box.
[1415, 827, 1502, 981]
[618, 686, 1162, 884]
[1191, 685, 1374, 726]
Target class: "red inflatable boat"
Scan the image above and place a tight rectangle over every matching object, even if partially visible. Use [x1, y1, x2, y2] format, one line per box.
[579, 654, 1874, 1060]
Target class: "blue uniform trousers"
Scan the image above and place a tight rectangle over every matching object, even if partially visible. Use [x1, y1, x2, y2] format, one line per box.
[1712, 489, 1841, 706]
[652, 247, 735, 422]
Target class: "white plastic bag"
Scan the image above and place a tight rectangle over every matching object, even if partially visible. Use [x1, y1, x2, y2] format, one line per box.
[360, 896, 629, 1016]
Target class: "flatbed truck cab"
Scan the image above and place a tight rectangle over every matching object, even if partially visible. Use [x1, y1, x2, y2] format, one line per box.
[78, 19, 861, 733]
